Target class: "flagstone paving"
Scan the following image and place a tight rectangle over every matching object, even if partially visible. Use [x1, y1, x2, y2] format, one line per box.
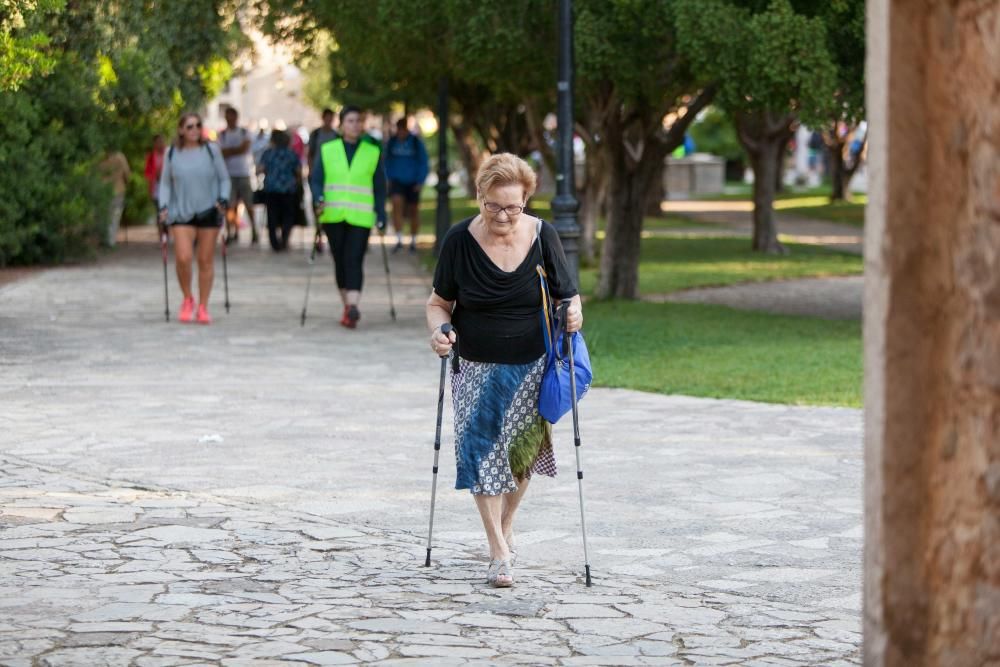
[0, 239, 862, 665]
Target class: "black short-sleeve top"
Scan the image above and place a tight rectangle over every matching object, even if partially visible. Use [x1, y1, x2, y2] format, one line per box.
[433, 217, 578, 364]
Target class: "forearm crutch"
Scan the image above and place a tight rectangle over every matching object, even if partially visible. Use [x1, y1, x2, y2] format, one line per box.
[378, 229, 397, 322]
[425, 323, 455, 566]
[563, 303, 592, 587]
[160, 229, 170, 322]
[300, 227, 323, 326]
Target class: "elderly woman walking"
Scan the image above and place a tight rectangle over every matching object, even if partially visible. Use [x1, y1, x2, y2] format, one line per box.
[157, 112, 230, 324]
[426, 153, 583, 587]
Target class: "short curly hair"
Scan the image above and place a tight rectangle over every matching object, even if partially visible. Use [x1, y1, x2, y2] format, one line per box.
[475, 153, 537, 201]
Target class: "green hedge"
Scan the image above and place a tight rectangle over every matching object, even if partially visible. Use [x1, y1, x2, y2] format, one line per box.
[0, 60, 110, 266]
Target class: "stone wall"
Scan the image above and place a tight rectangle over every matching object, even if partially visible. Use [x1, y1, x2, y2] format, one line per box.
[864, 2, 1000, 665]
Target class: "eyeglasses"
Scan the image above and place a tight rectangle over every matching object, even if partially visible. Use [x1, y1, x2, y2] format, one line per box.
[482, 201, 525, 217]
[184, 123, 202, 130]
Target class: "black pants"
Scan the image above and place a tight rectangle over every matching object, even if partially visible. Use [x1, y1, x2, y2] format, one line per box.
[265, 191, 298, 251]
[322, 222, 371, 291]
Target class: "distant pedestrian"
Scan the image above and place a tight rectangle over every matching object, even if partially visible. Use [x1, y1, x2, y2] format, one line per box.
[98, 149, 131, 247]
[219, 107, 258, 245]
[251, 125, 271, 166]
[258, 129, 302, 251]
[307, 108, 338, 173]
[426, 153, 583, 588]
[310, 105, 387, 329]
[385, 118, 429, 253]
[143, 134, 165, 210]
[157, 112, 231, 325]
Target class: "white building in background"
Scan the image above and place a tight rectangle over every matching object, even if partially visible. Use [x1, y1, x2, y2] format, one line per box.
[203, 29, 320, 139]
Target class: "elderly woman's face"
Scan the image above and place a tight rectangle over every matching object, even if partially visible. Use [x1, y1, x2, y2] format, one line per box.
[479, 184, 526, 236]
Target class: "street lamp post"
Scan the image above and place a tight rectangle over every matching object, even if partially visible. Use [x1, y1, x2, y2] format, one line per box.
[552, 0, 581, 283]
[434, 76, 452, 257]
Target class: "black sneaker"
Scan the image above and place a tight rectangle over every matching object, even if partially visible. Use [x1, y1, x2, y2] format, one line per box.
[409, 241, 417, 254]
[392, 240, 403, 254]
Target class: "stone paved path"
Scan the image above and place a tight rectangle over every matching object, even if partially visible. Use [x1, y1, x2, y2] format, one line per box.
[0, 237, 863, 665]
[660, 201, 864, 256]
[651, 276, 863, 321]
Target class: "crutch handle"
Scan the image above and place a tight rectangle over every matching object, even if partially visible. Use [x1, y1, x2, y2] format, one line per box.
[438, 322, 455, 358]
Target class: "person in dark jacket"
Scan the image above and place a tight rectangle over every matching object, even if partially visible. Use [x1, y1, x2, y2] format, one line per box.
[385, 118, 429, 253]
[258, 129, 302, 251]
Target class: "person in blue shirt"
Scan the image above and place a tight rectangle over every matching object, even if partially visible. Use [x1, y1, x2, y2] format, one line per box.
[385, 118, 429, 253]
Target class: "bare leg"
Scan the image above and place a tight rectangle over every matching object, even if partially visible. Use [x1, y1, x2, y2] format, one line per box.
[195, 227, 217, 305]
[407, 200, 420, 245]
[474, 494, 512, 562]
[346, 289, 361, 307]
[171, 226, 195, 300]
[501, 476, 530, 545]
[390, 193, 405, 239]
[244, 201, 258, 243]
[225, 206, 239, 242]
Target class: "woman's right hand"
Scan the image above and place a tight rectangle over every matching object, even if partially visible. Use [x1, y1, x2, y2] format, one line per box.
[430, 324, 456, 357]
[157, 207, 168, 225]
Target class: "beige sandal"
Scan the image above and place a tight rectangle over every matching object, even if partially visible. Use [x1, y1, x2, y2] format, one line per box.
[487, 559, 514, 588]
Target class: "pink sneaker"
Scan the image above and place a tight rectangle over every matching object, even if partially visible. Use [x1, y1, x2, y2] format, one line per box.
[179, 297, 195, 323]
[196, 304, 212, 325]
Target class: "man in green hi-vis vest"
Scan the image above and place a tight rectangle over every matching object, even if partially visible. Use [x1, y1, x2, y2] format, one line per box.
[309, 105, 387, 329]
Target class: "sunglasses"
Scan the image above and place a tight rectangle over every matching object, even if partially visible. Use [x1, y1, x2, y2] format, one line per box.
[184, 122, 202, 130]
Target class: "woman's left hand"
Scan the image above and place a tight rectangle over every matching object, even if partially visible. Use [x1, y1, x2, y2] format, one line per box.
[564, 298, 583, 333]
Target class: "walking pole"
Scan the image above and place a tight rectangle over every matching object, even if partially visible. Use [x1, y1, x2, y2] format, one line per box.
[425, 323, 454, 567]
[563, 304, 593, 587]
[160, 228, 170, 322]
[220, 219, 231, 313]
[300, 227, 322, 326]
[378, 228, 397, 321]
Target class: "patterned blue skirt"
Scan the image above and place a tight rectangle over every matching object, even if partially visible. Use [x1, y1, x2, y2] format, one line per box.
[452, 355, 557, 495]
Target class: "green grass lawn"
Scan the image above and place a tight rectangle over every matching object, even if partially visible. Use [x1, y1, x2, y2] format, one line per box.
[578, 236, 863, 296]
[584, 301, 862, 407]
[695, 184, 866, 227]
[776, 197, 866, 227]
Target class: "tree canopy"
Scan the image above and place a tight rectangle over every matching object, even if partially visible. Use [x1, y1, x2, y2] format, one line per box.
[0, 0, 243, 265]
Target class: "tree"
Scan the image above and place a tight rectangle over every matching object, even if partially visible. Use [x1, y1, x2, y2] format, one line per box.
[0, 0, 64, 91]
[576, 0, 714, 298]
[0, 0, 243, 265]
[676, 0, 837, 253]
[258, 0, 556, 198]
[818, 0, 865, 201]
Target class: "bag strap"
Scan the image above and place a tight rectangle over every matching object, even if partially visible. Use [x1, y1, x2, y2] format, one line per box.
[536, 220, 556, 358]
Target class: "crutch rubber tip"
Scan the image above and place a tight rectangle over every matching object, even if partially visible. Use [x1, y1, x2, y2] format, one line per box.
[424, 549, 432, 567]
[585, 565, 592, 587]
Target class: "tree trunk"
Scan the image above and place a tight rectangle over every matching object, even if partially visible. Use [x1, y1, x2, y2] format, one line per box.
[596, 153, 648, 299]
[450, 119, 482, 199]
[736, 110, 795, 254]
[749, 145, 783, 253]
[829, 141, 848, 200]
[578, 148, 607, 266]
[644, 160, 666, 216]
[825, 129, 865, 202]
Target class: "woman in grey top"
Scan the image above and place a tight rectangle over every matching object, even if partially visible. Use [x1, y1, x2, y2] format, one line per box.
[157, 113, 231, 324]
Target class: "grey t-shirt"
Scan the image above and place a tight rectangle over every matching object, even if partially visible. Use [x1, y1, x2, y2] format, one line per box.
[219, 127, 251, 177]
[157, 144, 232, 224]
